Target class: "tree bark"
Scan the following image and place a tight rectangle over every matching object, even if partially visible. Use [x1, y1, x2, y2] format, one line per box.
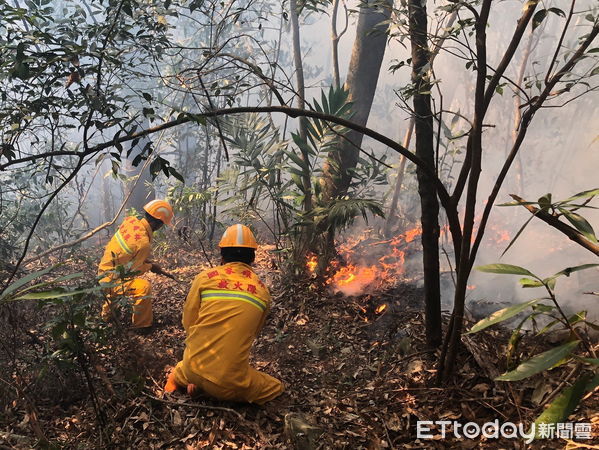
[289, 0, 313, 213]
[409, 0, 442, 348]
[384, 11, 458, 238]
[384, 119, 413, 238]
[322, 0, 392, 201]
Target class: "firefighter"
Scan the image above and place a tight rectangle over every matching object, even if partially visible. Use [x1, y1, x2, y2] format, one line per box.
[98, 199, 174, 329]
[164, 224, 284, 405]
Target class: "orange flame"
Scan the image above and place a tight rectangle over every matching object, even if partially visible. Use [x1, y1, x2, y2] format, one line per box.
[330, 265, 377, 296]
[306, 254, 318, 273]
[375, 304, 387, 313]
[404, 226, 422, 243]
[306, 226, 423, 296]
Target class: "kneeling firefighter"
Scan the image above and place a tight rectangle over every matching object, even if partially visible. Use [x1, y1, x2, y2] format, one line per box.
[98, 199, 175, 329]
[165, 224, 284, 404]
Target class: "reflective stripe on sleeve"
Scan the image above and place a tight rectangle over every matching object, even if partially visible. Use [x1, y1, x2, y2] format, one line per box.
[115, 229, 133, 254]
[201, 289, 266, 312]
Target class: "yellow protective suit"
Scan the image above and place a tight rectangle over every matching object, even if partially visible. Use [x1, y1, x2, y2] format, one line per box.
[98, 216, 154, 328]
[171, 262, 283, 404]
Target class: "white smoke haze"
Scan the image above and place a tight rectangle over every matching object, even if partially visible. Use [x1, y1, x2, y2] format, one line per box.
[7, 0, 596, 324]
[312, 1, 599, 322]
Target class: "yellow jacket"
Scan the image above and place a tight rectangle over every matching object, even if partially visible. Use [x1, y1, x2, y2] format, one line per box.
[180, 262, 271, 389]
[98, 216, 153, 276]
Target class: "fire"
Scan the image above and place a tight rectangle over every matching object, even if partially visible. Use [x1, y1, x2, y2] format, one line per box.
[404, 226, 422, 243]
[306, 254, 318, 273]
[375, 304, 387, 314]
[306, 225, 423, 296]
[330, 265, 377, 296]
[467, 285, 476, 291]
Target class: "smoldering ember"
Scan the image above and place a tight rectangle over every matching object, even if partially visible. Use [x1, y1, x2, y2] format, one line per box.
[1, 0, 598, 448]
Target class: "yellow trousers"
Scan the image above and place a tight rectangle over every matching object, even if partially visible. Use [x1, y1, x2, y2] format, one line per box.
[101, 278, 153, 328]
[172, 361, 283, 405]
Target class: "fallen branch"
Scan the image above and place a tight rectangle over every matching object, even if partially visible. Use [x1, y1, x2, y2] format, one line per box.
[143, 393, 246, 421]
[510, 194, 599, 257]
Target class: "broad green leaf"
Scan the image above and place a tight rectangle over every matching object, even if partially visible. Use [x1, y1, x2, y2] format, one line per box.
[467, 298, 543, 334]
[12, 286, 102, 300]
[532, 303, 555, 313]
[547, 7, 565, 18]
[576, 357, 599, 366]
[559, 188, 599, 204]
[536, 318, 560, 336]
[567, 311, 586, 326]
[533, 373, 599, 437]
[551, 263, 599, 278]
[538, 193, 552, 210]
[519, 277, 544, 288]
[497, 200, 539, 207]
[532, 9, 548, 30]
[496, 340, 580, 381]
[558, 208, 598, 243]
[284, 144, 309, 172]
[1, 265, 59, 298]
[475, 263, 536, 277]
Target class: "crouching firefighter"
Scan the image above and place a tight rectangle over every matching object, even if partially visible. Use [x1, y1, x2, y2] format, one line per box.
[98, 199, 174, 329]
[165, 224, 284, 404]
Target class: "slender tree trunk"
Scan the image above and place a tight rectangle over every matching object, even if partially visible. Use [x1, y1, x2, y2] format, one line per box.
[331, 0, 346, 89]
[384, 118, 414, 237]
[511, 30, 534, 195]
[289, 0, 313, 213]
[384, 11, 457, 238]
[409, 0, 441, 348]
[209, 142, 222, 242]
[321, 0, 392, 201]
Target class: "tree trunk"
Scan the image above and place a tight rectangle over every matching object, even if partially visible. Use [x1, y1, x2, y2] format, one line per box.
[384, 11, 457, 239]
[409, 0, 441, 348]
[384, 119, 414, 237]
[289, 0, 313, 213]
[321, 0, 392, 201]
[510, 30, 534, 195]
[331, 0, 347, 89]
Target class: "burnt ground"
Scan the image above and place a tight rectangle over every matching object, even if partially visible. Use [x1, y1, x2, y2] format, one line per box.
[0, 246, 597, 449]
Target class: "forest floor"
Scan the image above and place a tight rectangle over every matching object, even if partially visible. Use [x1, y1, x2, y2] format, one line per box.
[1, 245, 598, 449]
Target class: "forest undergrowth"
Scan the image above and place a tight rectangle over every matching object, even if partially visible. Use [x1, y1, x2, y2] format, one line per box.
[0, 244, 597, 449]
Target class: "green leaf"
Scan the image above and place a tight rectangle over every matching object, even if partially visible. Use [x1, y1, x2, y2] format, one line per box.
[1, 265, 59, 298]
[567, 311, 586, 326]
[558, 208, 598, 243]
[538, 193, 552, 210]
[547, 7, 565, 18]
[168, 166, 185, 183]
[467, 299, 543, 334]
[536, 318, 560, 336]
[534, 373, 598, 437]
[284, 147, 308, 172]
[11, 286, 102, 301]
[532, 9, 548, 30]
[475, 263, 536, 277]
[551, 263, 599, 278]
[560, 188, 599, 204]
[519, 278, 544, 288]
[576, 357, 599, 366]
[496, 341, 580, 381]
